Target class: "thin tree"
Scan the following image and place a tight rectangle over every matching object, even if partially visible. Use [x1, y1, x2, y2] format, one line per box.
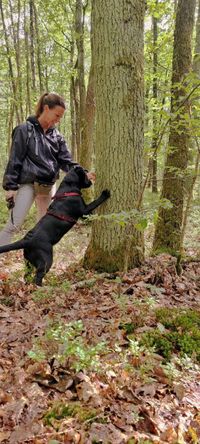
[24, 1, 31, 115]
[0, 1, 20, 124]
[153, 0, 196, 254]
[33, 1, 44, 94]
[78, 13, 95, 200]
[8, 0, 24, 121]
[151, 0, 158, 193]
[29, 0, 36, 95]
[75, 0, 86, 162]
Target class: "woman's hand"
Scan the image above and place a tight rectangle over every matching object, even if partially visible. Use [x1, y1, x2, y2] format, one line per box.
[87, 172, 96, 182]
[5, 190, 17, 201]
[5, 190, 17, 209]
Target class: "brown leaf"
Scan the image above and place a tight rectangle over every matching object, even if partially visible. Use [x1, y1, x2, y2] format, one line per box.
[173, 383, 186, 401]
[2, 397, 29, 427]
[88, 422, 128, 444]
[135, 383, 157, 397]
[76, 380, 102, 405]
[0, 389, 13, 404]
[153, 366, 169, 384]
[9, 421, 44, 444]
[136, 416, 158, 435]
[0, 431, 11, 443]
[160, 426, 178, 443]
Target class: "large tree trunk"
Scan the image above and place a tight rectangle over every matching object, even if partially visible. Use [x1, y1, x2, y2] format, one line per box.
[153, 0, 196, 254]
[181, 0, 200, 244]
[84, 0, 145, 272]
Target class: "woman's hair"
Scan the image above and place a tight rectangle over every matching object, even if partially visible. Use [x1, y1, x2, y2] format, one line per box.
[35, 92, 66, 118]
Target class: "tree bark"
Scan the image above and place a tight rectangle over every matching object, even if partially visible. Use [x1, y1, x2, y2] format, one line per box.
[153, 0, 196, 254]
[70, 40, 77, 159]
[193, 0, 200, 74]
[29, 0, 36, 94]
[33, 1, 44, 94]
[181, 0, 200, 245]
[24, 0, 31, 115]
[79, 16, 95, 201]
[151, 2, 158, 193]
[84, 0, 145, 272]
[75, 0, 86, 162]
[0, 1, 20, 124]
[8, 0, 24, 121]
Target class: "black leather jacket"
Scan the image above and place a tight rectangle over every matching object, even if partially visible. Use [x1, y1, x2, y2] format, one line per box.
[3, 116, 78, 191]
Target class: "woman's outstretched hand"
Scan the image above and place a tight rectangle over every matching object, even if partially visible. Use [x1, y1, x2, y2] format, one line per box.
[87, 172, 96, 182]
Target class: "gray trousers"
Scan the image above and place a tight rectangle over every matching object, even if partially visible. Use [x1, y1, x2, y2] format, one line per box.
[0, 183, 56, 246]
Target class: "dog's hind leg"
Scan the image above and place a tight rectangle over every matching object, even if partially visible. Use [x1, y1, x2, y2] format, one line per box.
[34, 251, 53, 286]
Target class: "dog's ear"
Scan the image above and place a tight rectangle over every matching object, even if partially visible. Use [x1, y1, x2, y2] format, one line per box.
[64, 166, 84, 183]
[74, 165, 85, 177]
[74, 166, 92, 188]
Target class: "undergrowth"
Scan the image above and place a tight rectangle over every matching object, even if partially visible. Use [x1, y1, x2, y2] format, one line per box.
[138, 307, 200, 361]
[28, 319, 107, 372]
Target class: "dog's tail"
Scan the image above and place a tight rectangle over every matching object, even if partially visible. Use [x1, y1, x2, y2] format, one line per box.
[0, 239, 27, 254]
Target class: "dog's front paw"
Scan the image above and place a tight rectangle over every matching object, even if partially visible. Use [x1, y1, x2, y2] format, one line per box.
[101, 189, 110, 199]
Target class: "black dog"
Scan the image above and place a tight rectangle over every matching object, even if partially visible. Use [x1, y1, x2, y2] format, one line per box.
[0, 166, 110, 285]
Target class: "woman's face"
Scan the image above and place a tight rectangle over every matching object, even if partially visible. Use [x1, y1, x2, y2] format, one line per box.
[43, 105, 65, 128]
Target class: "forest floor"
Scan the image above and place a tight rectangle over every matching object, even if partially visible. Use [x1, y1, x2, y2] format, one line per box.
[0, 221, 200, 444]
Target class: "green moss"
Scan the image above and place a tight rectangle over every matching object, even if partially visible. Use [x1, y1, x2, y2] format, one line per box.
[155, 307, 200, 330]
[43, 402, 98, 426]
[141, 330, 174, 360]
[140, 311, 200, 362]
[119, 322, 136, 334]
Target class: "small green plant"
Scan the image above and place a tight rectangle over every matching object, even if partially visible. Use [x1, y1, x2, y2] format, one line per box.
[174, 354, 199, 370]
[43, 401, 98, 427]
[162, 361, 181, 380]
[129, 338, 146, 357]
[59, 280, 71, 291]
[0, 296, 14, 307]
[28, 345, 46, 362]
[120, 322, 136, 334]
[112, 293, 129, 316]
[32, 286, 54, 302]
[44, 273, 71, 291]
[28, 319, 107, 372]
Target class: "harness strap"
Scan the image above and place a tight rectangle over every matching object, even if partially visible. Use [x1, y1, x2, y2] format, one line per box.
[52, 192, 80, 200]
[47, 211, 76, 224]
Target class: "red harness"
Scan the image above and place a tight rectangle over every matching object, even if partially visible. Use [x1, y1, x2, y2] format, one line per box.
[47, 191, 80, 223]
[47, 211, 76, 223]
[52, 192, 80, 200]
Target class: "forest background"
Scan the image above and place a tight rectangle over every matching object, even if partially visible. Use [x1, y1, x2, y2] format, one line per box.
[1, 0, 200, 265]
[0, 1, 200, 443]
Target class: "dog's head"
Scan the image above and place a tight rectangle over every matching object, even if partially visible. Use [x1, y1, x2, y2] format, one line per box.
[64, 166, 92, 189]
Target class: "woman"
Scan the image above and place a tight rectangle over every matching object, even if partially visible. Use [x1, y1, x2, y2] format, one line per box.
[0, 92, 94, 246]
